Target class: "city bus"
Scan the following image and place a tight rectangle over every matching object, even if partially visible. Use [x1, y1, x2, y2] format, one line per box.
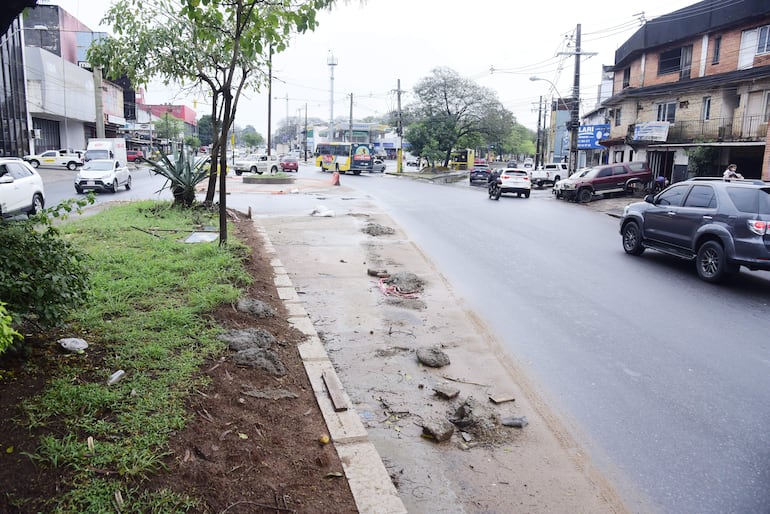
[449, 148, 474, 170]
[318, 142, 373, 174]
[314, 142, 333, 168]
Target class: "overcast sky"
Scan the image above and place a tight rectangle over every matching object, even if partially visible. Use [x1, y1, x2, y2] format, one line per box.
[49, 0, 698, 133]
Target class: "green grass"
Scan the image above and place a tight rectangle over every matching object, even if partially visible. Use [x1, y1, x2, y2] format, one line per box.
[17, 201, 251, 512]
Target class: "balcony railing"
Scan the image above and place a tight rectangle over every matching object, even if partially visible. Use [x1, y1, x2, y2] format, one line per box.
[665, 115, 768, 143]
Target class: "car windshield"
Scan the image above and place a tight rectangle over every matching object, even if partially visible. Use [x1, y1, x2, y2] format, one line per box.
[578, 168, 601, 179]
[83, 161, 115, 171]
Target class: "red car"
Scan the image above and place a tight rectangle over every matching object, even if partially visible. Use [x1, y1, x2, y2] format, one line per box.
[280, 156, 298, 172]
[127, 150, 144, 162]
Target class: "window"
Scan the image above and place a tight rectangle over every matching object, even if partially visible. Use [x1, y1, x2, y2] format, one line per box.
[622, 68, 630, 88]
[614, 150, 624, 163]
[727, 188, 759, 213]
[614, 108, 622, 127]
[597, 168, 612, 178]
[712, 36, 722, 64]
[7, 162, 32, 179]
[657, 102, 677, 123]
[702, 96, 711, 121]
[758, 25, 770, 54]
[658, 46, 693, 75]
[683, 185, 716, 208]
[657, 184, 688, 206]
[612, 166, 628, 176]
[764, 91, 770, 122]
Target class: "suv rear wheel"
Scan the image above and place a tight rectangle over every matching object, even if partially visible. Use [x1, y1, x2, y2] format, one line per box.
[696, 240, 738, 282]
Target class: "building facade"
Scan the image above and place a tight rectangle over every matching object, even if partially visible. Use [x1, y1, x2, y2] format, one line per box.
[599, 0, 770, 182]
[0, 17, 31, 157]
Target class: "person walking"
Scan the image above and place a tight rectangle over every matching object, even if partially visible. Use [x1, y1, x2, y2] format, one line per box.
[723, 163, 743, 180]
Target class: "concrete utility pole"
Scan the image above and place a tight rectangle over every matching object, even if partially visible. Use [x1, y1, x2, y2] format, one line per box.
[558, 24, 596, 175]
[267, 47, 273, 155]
[535, 96, 543, 170]
[348, 93, 353, 143]
[328, 51, 337, 142]
[396, 79, 403, 173]
[304, 103, 308, 162]
[94, 66, 105, 138]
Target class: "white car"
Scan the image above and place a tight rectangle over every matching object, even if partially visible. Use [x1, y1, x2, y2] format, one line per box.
[553, 167, 591, 199]
[498, 168, 531, 198]
[23, 149, 84, 170]
[0, 158, 45, 218]
[74, 159, 132, 194]
[233, 154, 279, 175]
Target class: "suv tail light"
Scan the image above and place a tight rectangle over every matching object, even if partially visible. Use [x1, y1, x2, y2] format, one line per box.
[747, 220, 768, 236]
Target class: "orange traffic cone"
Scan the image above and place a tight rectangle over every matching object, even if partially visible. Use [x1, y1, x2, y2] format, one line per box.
[331, 171, 340, 186]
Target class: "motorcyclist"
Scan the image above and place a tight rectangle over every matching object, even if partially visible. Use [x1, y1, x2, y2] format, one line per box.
[487, 168, 501, 194]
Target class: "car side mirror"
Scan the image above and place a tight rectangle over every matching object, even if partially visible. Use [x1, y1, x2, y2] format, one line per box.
[0, 175, 14, 184]
[644, 194, 655, 204]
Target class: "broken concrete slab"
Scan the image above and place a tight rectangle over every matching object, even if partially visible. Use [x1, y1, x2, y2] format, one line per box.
[417, 347, 450, 368]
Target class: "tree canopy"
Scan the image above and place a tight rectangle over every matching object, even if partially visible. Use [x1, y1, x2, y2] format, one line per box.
[88, 0, 335, 244]
[404, 67, 534, 165]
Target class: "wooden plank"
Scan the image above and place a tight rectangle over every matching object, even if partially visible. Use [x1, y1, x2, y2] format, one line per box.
[322, 370, 350, 412]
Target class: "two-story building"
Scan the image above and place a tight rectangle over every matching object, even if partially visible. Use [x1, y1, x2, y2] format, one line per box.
[600, 0, 770, 182]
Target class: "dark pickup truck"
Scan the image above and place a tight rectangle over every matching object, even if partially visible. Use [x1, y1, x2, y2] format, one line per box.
[559, 161, 652, 203]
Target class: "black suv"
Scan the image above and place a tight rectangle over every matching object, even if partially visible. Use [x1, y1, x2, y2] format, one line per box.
[619, 177, 770, 282]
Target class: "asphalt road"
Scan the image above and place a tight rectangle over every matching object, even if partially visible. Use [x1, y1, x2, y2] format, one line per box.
[287, 165, 770, 514]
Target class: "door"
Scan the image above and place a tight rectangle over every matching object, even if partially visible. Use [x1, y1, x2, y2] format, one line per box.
[643, 184, 690, 246]
[591, 167, 615, 194]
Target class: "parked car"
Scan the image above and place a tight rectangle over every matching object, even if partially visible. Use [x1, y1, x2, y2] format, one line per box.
[553, 167, 592, 199]
[530, 162, 568, 188]
[279, 156, 299, 172]
[469, 164, 491, 184]
[127, 150, 144, 162]
[233, 154, 279, 175]
[371, 159, 386, 173]
[74, 159, 132, 194]
[23, 149, 83, 170]
[619, 177, 770, 283]
[498, 168, 531, 198]
[0, 158, 45, 218]
[559, 161, 652, 203]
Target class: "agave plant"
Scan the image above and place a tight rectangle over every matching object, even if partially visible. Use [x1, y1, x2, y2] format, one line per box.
[139, 146, 210, 207]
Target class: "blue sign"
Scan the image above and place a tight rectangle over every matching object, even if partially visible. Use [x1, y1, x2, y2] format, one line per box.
[577, 124, 610, 149]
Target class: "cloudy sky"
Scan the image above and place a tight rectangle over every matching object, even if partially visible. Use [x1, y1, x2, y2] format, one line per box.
[49, 0, 698, 133]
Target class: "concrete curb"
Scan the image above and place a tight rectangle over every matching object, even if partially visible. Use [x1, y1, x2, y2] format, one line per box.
[254, 222, 407, 514]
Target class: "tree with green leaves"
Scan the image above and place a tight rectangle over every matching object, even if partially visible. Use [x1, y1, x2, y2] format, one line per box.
[197, 114, 214, 145]
[242, 131, 264, 149]
[154, 112, 184, 140]
[89, 0, 335, 245]
[407, 67, 514, 167]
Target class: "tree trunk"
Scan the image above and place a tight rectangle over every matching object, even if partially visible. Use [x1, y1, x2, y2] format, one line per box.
[204, 94, 221, 205]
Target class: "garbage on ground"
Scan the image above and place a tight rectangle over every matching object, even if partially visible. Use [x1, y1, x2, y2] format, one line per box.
[107, 370, 125, 385]
[310, 205, 335, 217]
[58, 338, 88, 353]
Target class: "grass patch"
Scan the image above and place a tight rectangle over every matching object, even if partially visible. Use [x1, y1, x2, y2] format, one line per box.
[17, 201, 251, 511]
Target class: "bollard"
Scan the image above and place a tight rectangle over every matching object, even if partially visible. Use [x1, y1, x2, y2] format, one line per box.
[332, 171, 340, 186]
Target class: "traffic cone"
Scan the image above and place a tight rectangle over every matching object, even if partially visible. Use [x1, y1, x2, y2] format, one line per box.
[332, 171, 340, 186]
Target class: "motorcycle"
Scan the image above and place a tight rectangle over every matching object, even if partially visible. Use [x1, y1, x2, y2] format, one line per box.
[488, 175, 502, 200]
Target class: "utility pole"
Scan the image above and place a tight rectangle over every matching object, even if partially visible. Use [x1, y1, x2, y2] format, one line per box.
[328, 51, 337, 142]
[558, 24, 595, 175]
[535, 96, 543, 170]
[396, 79, 403, 173]
[94, 66, 105, 138]
[304, 103, 308, 162]
[267, 47, 273, 155]
[348, 93, 354, 143]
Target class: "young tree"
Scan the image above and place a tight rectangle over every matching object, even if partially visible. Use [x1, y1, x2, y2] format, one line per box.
[197, 114, 214, 146]
[89, 0, 335, 245]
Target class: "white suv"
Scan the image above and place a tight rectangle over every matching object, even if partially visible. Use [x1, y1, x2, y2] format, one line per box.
[0, 158, 46, 218]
